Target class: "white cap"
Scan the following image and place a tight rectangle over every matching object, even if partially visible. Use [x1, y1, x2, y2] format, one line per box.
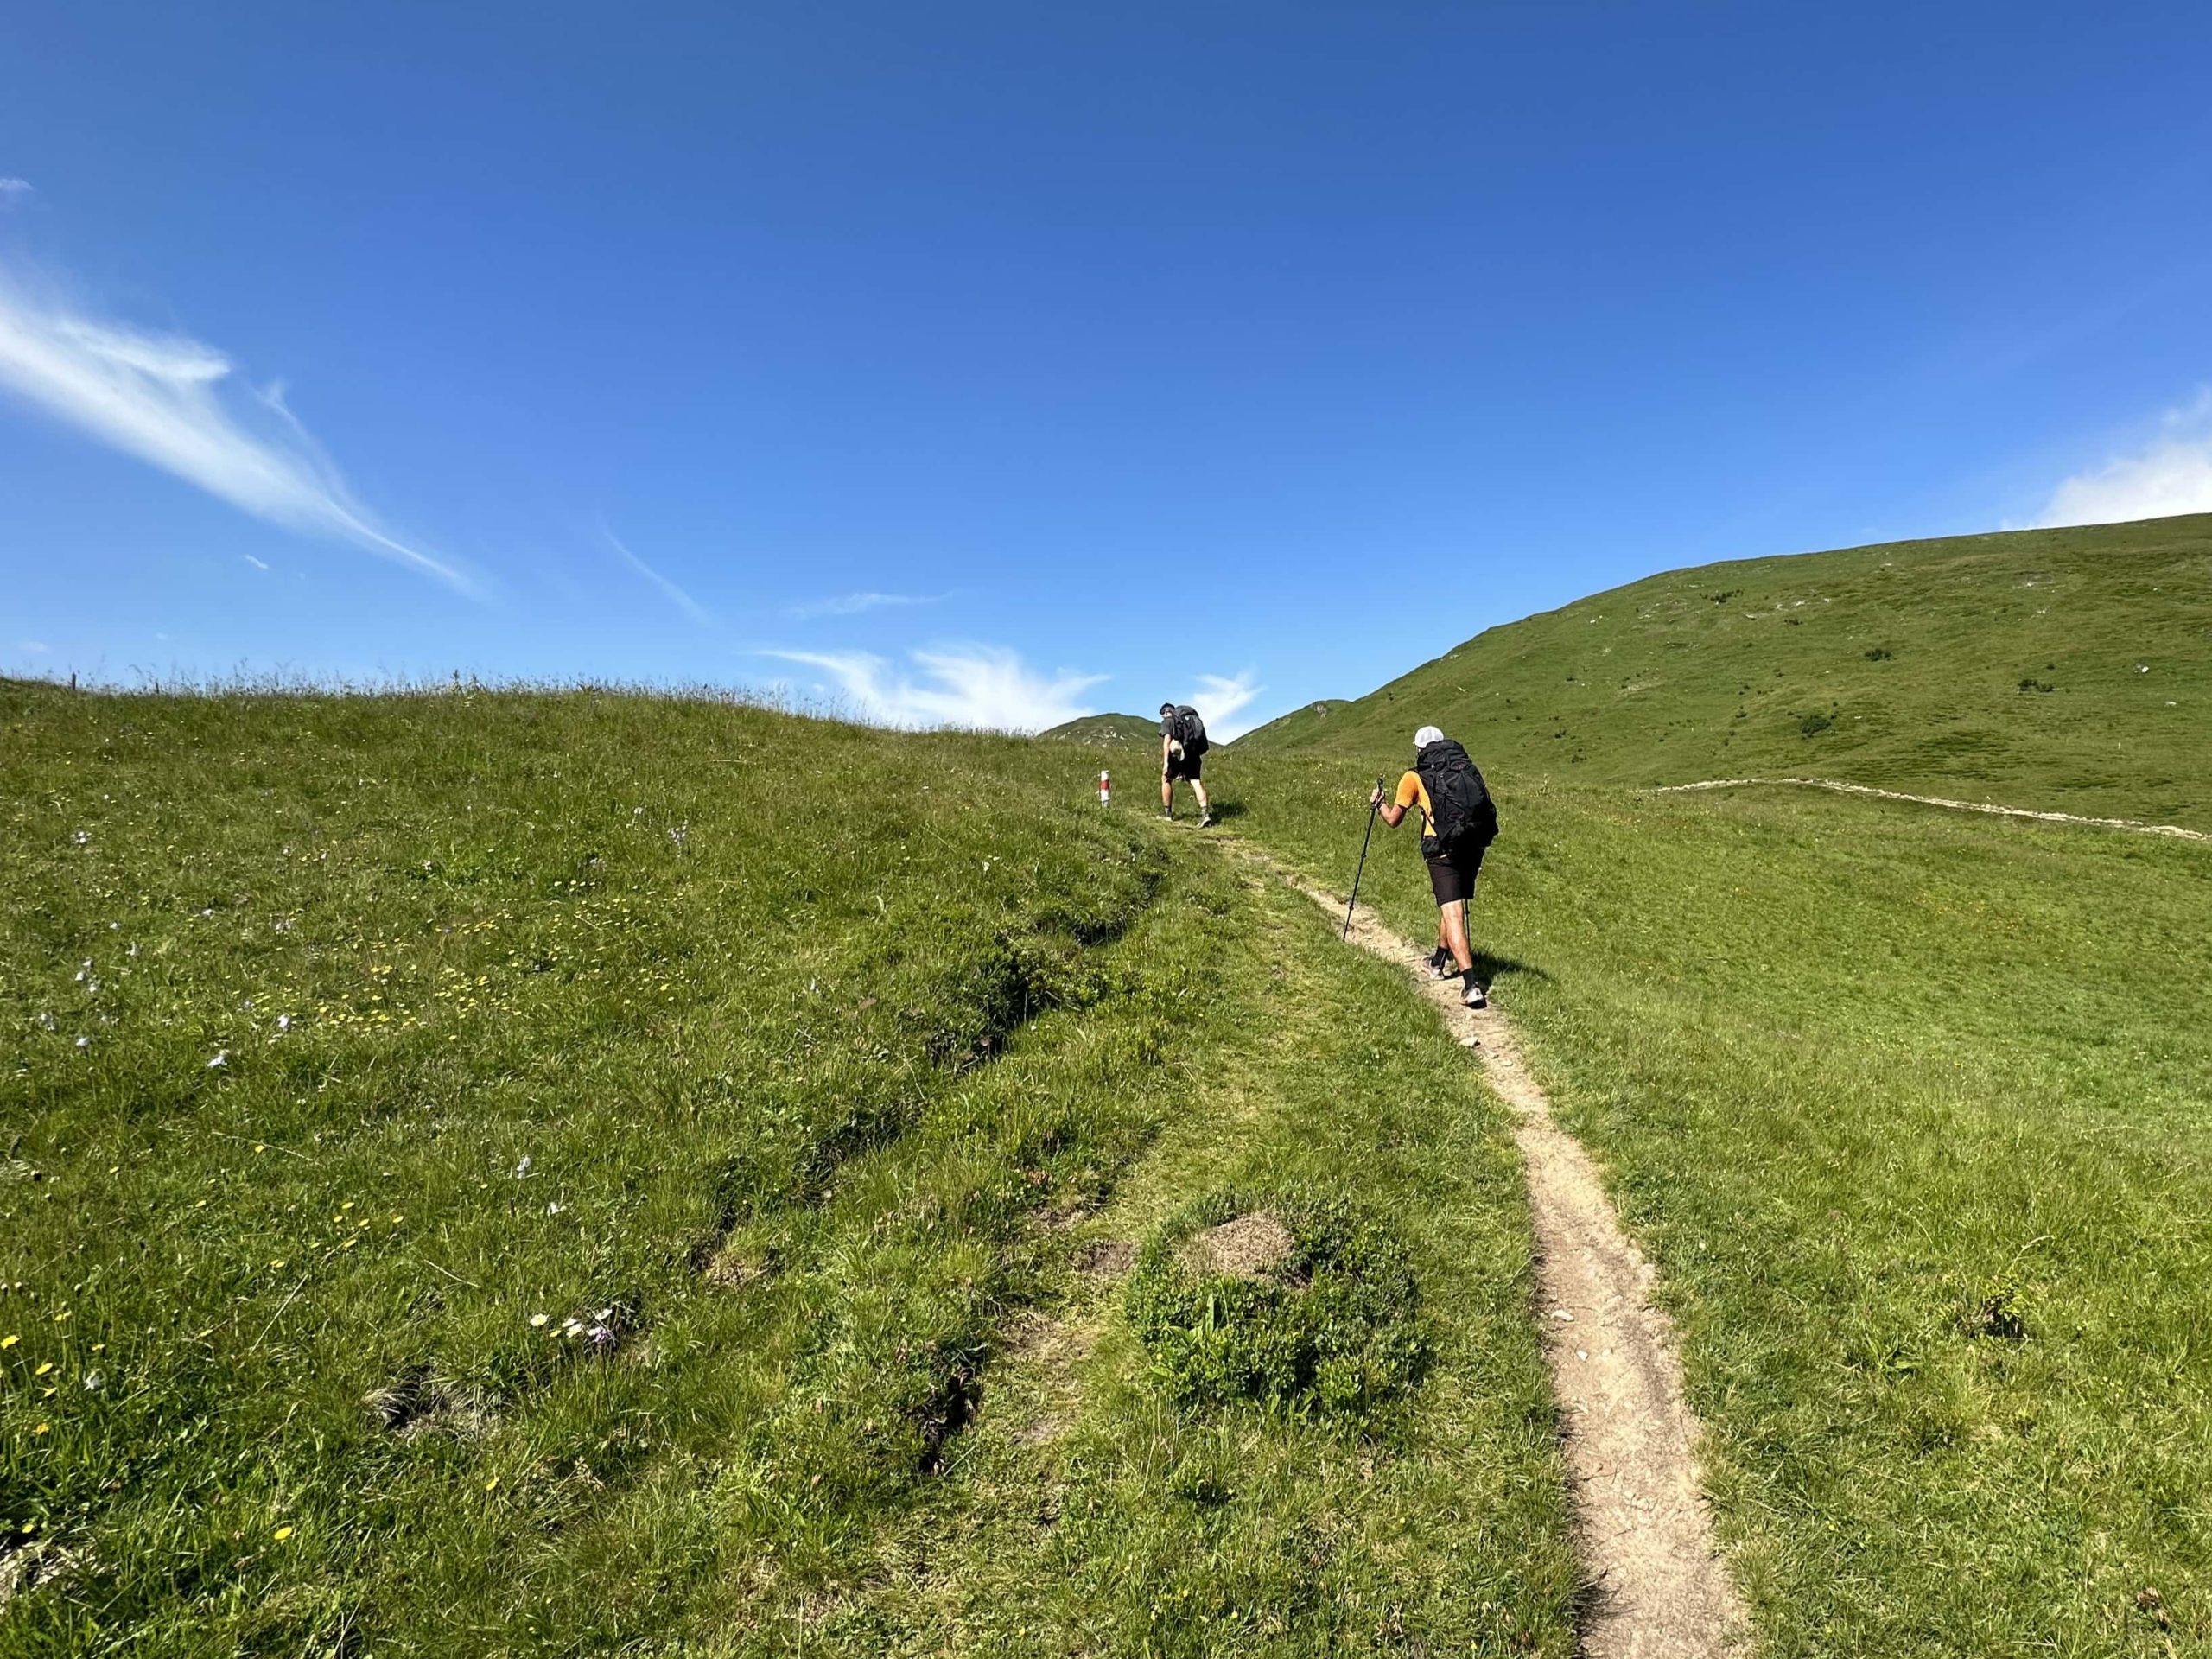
[1414, 725, 1445, 751]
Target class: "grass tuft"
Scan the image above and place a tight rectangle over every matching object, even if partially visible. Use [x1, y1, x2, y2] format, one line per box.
[1125, 1188, 1427, 1421]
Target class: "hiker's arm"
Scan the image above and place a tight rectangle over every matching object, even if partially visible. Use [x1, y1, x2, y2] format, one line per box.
[1370, 783, 1408, 828]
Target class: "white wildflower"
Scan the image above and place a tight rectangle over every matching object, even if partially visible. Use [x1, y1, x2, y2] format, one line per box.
[546, 1201, 564, 1216]
[207, 1051, 228, 1069]
[276, 1014, 292, 1032]
[513, 1154, 532, 1179]
[529, 1313, 550, 1327]
[74, 1035, 89, 1050]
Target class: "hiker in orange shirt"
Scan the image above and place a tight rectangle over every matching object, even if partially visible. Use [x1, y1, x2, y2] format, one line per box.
[1370, 725, 1499, 1009]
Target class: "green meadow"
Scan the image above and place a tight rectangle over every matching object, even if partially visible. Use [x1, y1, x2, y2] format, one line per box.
[1230, 760, 2212, 1655]
[3, 518, 2209, 1656]
[1, 681, 1573, 1656]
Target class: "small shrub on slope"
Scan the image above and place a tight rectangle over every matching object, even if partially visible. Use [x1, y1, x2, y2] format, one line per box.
[1123, 1187, 1426, 1421]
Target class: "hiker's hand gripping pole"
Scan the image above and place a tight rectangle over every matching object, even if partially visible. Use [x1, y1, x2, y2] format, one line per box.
[1344, 775, 1387, 940]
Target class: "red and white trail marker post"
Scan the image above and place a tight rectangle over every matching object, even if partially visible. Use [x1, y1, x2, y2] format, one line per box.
[1099, 769, 1111, 807]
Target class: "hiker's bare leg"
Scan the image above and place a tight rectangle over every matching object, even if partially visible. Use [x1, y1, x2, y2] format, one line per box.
[1439, 899, 1474, 976]
[1191, 779, 1211, 816]
[1160, 773, 1173, 813]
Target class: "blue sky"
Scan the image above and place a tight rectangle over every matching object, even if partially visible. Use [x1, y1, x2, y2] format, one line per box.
[5, 3, 2212, 734]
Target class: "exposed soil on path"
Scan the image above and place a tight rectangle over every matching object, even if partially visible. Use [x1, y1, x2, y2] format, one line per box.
[1223, 838, 1749, 1659]
[1643, 776, 2211, 842]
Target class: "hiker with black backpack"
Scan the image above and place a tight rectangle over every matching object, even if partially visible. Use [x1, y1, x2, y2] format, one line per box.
[1158, 702, 1213, 827]
[1370, 725, 1499, 1008]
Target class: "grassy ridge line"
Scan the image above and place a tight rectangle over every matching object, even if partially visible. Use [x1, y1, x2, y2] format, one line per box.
[2, 684, 1580, 1656]
[1232, 753, 2212, 1653]
[1236, 514, 2212, 830]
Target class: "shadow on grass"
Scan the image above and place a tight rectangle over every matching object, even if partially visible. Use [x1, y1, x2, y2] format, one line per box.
[1470, 948, 1553, 986]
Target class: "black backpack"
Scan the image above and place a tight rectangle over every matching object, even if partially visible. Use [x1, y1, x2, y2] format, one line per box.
[1171, 705, 1209, 756]
[1414, 737, 1497, 853]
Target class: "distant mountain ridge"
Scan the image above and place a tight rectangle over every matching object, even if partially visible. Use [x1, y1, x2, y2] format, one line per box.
[1039, 712, 1159, 746]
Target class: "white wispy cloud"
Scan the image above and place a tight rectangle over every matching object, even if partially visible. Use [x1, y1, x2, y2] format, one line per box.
[1184, 670, 1265, 741]
[240, 553, 270, 571]
[0, 264, 469, 591]
[19, 639, 49, 653]
[0, 179, 33, 208]
[787, 590, 945, 620]
[603, 526, 714, 626]
[2038, 390, 2212, 528]
[759, 645, 1103, 733]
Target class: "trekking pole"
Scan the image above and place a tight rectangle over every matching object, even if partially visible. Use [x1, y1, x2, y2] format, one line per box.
[1344, 775, 1386, 940]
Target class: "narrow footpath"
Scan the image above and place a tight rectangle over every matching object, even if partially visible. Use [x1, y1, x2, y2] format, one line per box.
[1229, 839, 1750, 1659]
[1642, 776, 2211, 842]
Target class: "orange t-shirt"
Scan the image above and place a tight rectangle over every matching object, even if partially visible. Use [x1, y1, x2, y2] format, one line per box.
[1393, 770, 1433, 835]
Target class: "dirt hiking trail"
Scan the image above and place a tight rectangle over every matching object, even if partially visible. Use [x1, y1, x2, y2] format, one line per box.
[1643, 776, 2211, 842]
[1227, 839, 1749, 1659]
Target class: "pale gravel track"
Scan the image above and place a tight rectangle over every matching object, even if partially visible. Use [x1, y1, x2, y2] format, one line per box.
[1639, 776, 2210, 842]
[1224, 838, 1749, 1659]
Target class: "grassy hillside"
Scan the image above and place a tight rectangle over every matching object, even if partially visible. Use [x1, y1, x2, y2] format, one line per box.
[1038, 713, 1159, 747]
[1233, 751, 2212, 1654]
[0, 680, 1576, 1656]
[1238, 515, 2212, 828]
[10, 490, 2208, 1656]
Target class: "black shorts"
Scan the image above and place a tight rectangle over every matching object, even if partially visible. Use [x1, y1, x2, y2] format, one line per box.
[1166, 751, 1204, 781]
[1425, 838, 1486, 906]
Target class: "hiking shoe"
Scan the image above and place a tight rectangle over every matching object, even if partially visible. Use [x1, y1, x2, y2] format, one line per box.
[1461, 980, 1488, 1010]
[1426, 947, 1455, 979]
[1198, 811, 1214, 829]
